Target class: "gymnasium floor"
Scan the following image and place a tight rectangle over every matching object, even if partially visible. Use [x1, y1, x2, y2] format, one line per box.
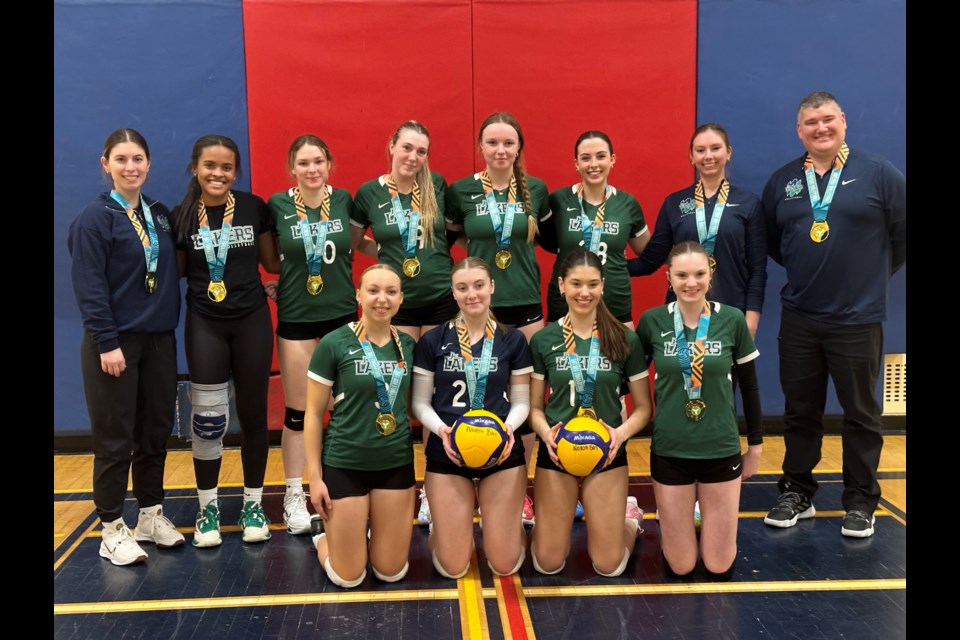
[53, 435, 906, 639]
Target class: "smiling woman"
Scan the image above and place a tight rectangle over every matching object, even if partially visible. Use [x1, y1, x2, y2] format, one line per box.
[67, 128, 184, 566]
[170, 134, 281, 549]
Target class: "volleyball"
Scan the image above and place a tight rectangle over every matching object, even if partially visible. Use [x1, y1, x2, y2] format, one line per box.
[554, 416, 611, 477]
[450, 409, 509, 469]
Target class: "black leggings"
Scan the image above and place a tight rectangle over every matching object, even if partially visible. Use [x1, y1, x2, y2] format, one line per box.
[185, 305, 273, 490]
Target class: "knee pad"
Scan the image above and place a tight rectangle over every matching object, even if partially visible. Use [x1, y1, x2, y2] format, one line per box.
[372, 561, 409, 583]
[284, 407, 306, 432]
[530, 543, 565, 575]
[705, 559, 736, 582]
[593, 547, 630, 577]
[489, 546, 525, 576]
[190, 382, 229, 460]
[324, 557, 366, 589]
[432, 550, 469, 579]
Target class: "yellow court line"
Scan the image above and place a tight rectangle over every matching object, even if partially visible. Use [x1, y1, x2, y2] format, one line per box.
[457, 547, 490, 640]
[54, 579, 905, 616]
[521, 578, 906, 598]
[54, 518, 100, 572]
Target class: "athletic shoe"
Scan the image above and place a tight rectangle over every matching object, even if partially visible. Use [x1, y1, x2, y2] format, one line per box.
[841, 510, 876, 538]
[575, 500, 585, 520]
[693, 500, 702, 529]
[522, 494, 535, 526]
[134, 506, 185, 548]
[626, 496, 644, 535]
[192, 499, 223, 548]
[417, 488, 432, 526]
[309, 514, 324, 549]
[100, 520, 148, 566]
[239, 501, 272, 543]
[763, 491, 816, 528]
[283, 490, 312, 535]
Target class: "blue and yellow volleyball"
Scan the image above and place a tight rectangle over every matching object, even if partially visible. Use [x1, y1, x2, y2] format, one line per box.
[451, 409, 509, 469]
[554, 416, 611, 477]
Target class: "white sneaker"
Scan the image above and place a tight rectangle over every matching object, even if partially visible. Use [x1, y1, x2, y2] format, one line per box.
[192, 499, 223, 548]
[100, 519, 148, 566]
[135, 506, 185, 548]
[626, 496, 644, 535]
[694, 500, 702, 529]
[417, 489, 432, 526]
[283, 490, 312, 535]
[238, 501, 272, 543]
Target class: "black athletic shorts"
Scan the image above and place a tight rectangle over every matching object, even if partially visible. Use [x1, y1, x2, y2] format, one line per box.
[650, 452, 743, 485]
[322, 462, 416, 499]
[492, 303, 543, 328]
[425, 437, 526, 480]
[392, 292, 459, 327]
[276, 312, 358, 340]
[536, 446, 628, 476]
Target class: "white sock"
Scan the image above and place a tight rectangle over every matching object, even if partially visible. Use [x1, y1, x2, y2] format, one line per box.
[102, 516, 125, 530]
[197, 488, 218, 508]
[244, 487, 263, 504]
[286, 478, 304, 494]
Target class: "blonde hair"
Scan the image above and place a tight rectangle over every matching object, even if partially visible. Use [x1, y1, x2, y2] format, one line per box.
[389, 121, 439, 246]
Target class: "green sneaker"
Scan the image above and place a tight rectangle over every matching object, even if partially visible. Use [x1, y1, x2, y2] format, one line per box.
[192, 499, 223, 548]
[239, 500, 271, 543]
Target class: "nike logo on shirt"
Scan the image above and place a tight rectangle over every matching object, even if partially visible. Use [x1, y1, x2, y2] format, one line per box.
[471, 193, 484, 200]
[348, 347, 363, 355]
[379, 202, 391, 209]
[566, 207, 579, 211]
[725, 203, 740, 207]
[841, 179, 857, 185]
[661, 331, 673, 337]
[441, 343, 455, 350]
[551, 343, 566, 350]
[284, 213, 298, 219]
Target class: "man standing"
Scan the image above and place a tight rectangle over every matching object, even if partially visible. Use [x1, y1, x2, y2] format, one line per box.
[761, 91, 906, 538]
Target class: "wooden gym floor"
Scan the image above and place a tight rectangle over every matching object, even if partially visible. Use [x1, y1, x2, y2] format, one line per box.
[54, 435, 906, 639]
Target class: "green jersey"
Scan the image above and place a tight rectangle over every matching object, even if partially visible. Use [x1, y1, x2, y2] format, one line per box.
[545, 185, 647, 318]
[268, 187, 356, 323]
[308, 323, 416, 470]
[446, 173, 550, 307]
[531, 321, 647, 463]
[352, 173, 452, 309]
[637, 302, 758, 459]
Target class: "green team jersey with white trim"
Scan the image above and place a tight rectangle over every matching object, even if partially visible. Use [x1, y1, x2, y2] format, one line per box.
[352, 173, 452, 309]
[269, 186, 356, 323]
[308, 323, 416, 470]
[545, 185, 647, 318]
[637, 301, 758, 459]
[531, 320, 648, 432]
[446, 173, 549, 307]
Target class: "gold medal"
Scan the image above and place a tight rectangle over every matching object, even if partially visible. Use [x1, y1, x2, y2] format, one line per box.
[207, 280, 227, 303]
[495, 249, 512, 269]
[810, 221, 830, 243]
[708, 255, 717, 272]
[376, 412, 397, 436]
[306, 274, 323, 296]
[577, 407, 597, 420]
[685, 398, 706, 422]
[401, 257, 421, 278]
[145, 272, 157, 294]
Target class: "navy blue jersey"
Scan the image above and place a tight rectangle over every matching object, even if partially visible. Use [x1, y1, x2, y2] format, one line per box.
[414, 321, 533, 427]
[762, 147, 906, 324]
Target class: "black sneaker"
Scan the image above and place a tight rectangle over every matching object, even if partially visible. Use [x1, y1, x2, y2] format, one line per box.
[763, 491, 816, 527]
[309, 514, 325, 550]
[841, 510, 876, 538]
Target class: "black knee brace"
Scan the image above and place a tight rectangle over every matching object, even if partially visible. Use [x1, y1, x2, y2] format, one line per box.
[284, 407, 306, 431]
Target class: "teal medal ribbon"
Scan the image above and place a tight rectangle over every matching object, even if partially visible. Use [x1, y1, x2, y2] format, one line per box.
[561, 316, 600, 417]
[576, 183, 612, 254]
[111, 191, 159, 292]
[694, 179, 729, 270]
[197, 192, 235, 301]
[803, 143, 849, 243]
[456, 315, 497, 410]
[353, 321, 406, 435]
[672, 300, 712, 421]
